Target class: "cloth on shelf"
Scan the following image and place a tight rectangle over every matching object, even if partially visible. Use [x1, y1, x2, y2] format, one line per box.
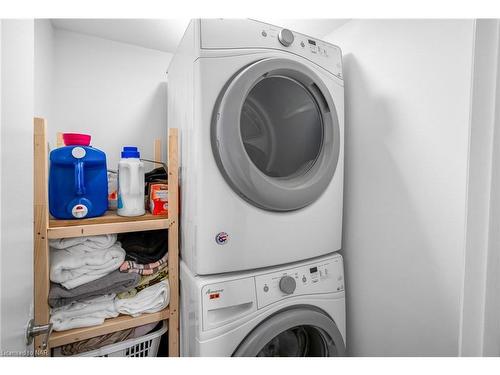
[117, 269, 168, 299]
[145, 166, 167, 183]
[50, 293, 119, 331]
[50, 278, 169, 332]
[119, 251, 168, 276]
[144, 167, 168, 198]
[48, 269, 141, 308]
[60, 327, 134, 356]
[50, 234, 116, 251]
[118, 230, 167, 264]
[50, 234, 126, 289]
[115, 280, 170, 317]
[131, 321, 160, 339]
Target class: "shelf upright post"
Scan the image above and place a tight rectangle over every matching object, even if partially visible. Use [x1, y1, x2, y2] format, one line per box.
[167, 128, 179, 357]
[33, 118, 50, 356]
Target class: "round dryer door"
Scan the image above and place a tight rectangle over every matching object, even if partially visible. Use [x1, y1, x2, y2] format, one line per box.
[233, 307, 345, 357]
[212, 58, 341, 212]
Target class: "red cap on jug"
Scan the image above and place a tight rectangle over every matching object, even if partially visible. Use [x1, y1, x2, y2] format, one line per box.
[63, 133, 91, 146]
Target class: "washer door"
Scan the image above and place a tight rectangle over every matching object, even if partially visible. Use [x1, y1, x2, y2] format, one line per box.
[212, 58, 341, 212]
[233, 307, 346, 357]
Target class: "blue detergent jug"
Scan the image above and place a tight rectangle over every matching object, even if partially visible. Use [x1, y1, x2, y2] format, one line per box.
[49, 136, 108, 219]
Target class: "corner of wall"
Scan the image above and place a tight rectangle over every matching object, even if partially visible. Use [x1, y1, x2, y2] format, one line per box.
[459, 18, 500, 357]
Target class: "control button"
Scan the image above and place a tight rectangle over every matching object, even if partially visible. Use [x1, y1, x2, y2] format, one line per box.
[263, 284, 269, 292]
[278, 28, 294, 47]
[300, 41, 305, 48]
[279, 275, 296, 295]
[261, 30, 267, 37]
[302, 275, 307, 283]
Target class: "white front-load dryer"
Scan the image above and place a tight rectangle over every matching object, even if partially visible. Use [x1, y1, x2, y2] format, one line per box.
[180, 252, 346, 356]
[168, 19, 344, 275]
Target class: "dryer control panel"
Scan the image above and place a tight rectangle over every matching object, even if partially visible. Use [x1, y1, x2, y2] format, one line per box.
[254, 255, 344, 309]
[200, 19, 343, 80]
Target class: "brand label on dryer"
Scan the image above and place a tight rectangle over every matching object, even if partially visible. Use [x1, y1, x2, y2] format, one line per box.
[215, 232, 229, 245]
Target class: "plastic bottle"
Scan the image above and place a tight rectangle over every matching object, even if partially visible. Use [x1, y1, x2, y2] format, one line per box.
[117, 146, 145, 217]
[49, 133, 108, 219]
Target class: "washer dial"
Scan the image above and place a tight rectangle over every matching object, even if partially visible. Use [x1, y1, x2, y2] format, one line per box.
[279, 275, 297, 294]
[278, 29, 294, 47]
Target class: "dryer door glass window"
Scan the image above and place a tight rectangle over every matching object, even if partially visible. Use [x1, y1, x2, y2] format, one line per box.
[240, 76, 323, 178]
[212, 58, 341, 212]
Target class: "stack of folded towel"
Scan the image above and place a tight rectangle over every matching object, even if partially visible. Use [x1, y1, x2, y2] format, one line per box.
[50, 234, 126, 289]
[49, 269, 140, 308]
[50, 293, 119, 331]
[49, 232, 170, 332]
[50, 281, 170, 331]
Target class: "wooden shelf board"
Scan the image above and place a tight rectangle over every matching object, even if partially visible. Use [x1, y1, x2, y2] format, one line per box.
[48, 211, 173, 239]
[49, 308, 170, 348]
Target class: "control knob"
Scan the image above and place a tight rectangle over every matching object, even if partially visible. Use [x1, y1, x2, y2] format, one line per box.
[279, 275, 296, 295]
[278, 29, 294, 47]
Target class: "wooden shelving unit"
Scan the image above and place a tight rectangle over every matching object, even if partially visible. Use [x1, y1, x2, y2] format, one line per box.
[33, 118, 180, 357]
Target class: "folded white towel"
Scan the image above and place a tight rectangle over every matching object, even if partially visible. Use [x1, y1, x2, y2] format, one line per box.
[50, 293, 119, 331]
[50, 234, 117, 251]
[50, 234, 126, 289]
[49, 282, 170, 331]
[115, 281, 170, 317]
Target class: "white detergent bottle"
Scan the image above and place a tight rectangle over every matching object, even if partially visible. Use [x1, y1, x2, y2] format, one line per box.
[117, 146, 145, 217]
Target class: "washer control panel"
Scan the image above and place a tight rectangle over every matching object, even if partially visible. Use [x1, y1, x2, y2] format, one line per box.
[200, 19, 342, 79]
[255, 255, 344, 309]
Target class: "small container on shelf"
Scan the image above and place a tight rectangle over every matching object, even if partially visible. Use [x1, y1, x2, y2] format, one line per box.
[148, 182, 168, 216]
[107, 171, 118, 210]
[49, 133, 108, 219]
[117, 146, 145, 217]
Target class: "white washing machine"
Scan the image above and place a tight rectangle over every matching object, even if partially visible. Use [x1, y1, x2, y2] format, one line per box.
[168, 19, 344, 275]
[180, 252, 346, 356]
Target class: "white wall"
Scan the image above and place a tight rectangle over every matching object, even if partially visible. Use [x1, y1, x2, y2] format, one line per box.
[0, 19, 34, 354]
[34, 19, 54, 120]
[51, 28, 172, 169]
[324, 20, 475, 356]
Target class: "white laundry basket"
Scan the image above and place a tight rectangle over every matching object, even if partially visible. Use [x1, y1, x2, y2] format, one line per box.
[52, 321, 168, 357]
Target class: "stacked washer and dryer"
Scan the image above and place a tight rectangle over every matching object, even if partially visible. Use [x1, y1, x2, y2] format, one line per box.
[167, 19, 345, 357]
